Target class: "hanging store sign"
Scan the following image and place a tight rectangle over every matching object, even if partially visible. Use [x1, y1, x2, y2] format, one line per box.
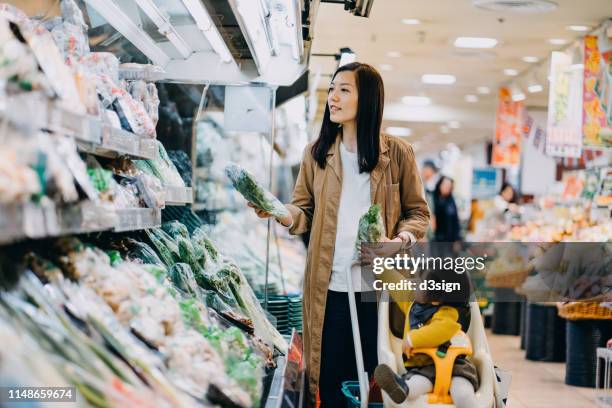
[492, 87, 524, 167]
[546, 50, 584, 158]
[582, 34, 612, 149]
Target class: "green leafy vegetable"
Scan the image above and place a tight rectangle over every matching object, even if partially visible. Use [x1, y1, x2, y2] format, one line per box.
[355, 204, 386, 256]
[225, 163, 289, 218]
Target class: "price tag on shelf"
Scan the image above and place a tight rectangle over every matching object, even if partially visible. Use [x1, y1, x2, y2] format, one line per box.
[103, 128, 139, 156]
[139, 138, 157, 160]
[23, 203, 46, 239]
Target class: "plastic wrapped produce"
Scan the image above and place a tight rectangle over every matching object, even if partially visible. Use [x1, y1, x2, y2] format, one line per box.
[137, 174, 165, 209]
[135, 142, 185, 186]
[168, 150, 193, 187]
[225, 163, 289, 218]
[48, 0, 90, 63]
[163, 221, 191, 241]
[79, 52, 120, 85]
[0, 148, 41, 204]
[354, 204, 386, 257]
[0, 17, 50, 93]
[128, 80, 160, 126]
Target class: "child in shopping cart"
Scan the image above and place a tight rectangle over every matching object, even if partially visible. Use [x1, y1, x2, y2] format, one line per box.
[374, 268, 479, 408]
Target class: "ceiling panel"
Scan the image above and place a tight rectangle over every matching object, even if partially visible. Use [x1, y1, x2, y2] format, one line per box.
[310, 0, 612, 150]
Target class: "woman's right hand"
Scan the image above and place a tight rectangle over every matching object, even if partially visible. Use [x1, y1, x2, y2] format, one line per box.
[247, 202, 293, 227]
[247, 202, 272, 219]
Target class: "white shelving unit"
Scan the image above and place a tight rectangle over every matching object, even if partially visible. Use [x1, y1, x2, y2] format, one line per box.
[0, 202, 162, 245]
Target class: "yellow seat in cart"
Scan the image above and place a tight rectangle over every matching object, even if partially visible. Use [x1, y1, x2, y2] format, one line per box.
[408, 331, 472, 405]
[377, 296, 497, 408]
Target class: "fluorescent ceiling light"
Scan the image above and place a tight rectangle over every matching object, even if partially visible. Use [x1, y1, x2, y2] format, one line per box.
[549, 38, 569, 45]
[528, 84, 543, 93]
[504, 68, 519, 76]
[134, 0, 192, 58]
[522, 56, 540, 63]
[379, 64, 393, 71]
[339, 50, 356, 67]
[401, 19, 421, 25]
[512, 92, 526, 102]
[465, 94, 479, 103]
[385, 127, 412, 137]
[387, 51, 402, 58]
[421, 74, 456, 85]
[181, 0, 233, 63]
[567, 25, 591, 32]
[448, 120, 461, 129]
[402, 96, 431, 106]
[477, 86, 491, 94]
[454, 37, 498, 49]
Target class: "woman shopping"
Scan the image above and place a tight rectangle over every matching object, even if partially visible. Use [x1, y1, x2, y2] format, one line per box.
[249, 62, 430, 407]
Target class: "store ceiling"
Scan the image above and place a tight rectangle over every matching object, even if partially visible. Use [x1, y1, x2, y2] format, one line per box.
[310, 0, 612, 154]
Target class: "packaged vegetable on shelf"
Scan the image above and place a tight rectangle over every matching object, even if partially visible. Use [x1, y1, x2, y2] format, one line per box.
[225, 163, 289, 218]
[128, 80, 160, 126]
[45, 0, 89, 64]
[0, 17, 49, 94]
[135, 142, 185, 187]
[168, 150, 193, 187]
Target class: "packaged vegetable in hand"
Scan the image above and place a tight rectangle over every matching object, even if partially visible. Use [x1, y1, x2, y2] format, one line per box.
[354, 204, 386, 259]
[225, 163, 289, 218]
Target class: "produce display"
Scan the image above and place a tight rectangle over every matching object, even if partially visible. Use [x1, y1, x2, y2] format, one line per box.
[0, 217, 290, 407]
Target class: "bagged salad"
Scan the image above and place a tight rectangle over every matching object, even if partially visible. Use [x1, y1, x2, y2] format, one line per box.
[225, 163, 289, 218]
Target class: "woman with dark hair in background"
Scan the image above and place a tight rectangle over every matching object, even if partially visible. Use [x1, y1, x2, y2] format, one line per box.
[494, 182, 520, 215]
[248, 62, 430, 406]
[433, 176, 461, 243]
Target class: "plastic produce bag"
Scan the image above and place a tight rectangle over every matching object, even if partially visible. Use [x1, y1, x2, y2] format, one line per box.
[168, 150, 192, 187]
[128, 80, 160, 126]
[354, 204, 386, 258]
[225, 163, 289, 218]
[134, 142, 184, 187]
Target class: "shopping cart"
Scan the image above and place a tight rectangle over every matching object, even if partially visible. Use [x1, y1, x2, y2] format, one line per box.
[344, 261, 508, 408]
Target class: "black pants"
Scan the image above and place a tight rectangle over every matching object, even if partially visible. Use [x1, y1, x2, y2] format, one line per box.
[319, 290, 378, 407]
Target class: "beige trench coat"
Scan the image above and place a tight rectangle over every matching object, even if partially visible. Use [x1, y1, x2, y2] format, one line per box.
[285, 133, 430, 406]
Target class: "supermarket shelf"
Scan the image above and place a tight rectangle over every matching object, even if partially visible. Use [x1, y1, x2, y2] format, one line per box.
[78, 127, 157, 160]
[119, 64, 166, 81]
[0, 202, 161, 245]
[164, 186, 193, 206]
[2, 93, 157, 160]
[114, 208, 161, 232]
[264, 356, 286, 408]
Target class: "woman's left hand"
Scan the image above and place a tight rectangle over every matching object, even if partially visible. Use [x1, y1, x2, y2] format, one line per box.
[361, 237, 403, 266]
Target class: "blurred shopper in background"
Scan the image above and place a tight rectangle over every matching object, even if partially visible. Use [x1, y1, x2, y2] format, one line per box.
[493, 182, 520, 216]
[433, 176, 461, 243]
[421, 160, 439, 239]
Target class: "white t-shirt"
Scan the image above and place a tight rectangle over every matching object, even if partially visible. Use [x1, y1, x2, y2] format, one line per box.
[328, 142, 372, 292]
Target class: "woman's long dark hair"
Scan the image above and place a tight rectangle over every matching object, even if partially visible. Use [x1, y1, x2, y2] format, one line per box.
[311, 62, 384, 173]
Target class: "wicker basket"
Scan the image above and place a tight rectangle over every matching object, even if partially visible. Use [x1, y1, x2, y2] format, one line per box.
[557, 302, 612, 320]
[486, 266, 532, 289]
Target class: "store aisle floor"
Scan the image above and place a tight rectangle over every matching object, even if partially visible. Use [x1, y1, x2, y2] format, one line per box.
[487, 330, 599, 408]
